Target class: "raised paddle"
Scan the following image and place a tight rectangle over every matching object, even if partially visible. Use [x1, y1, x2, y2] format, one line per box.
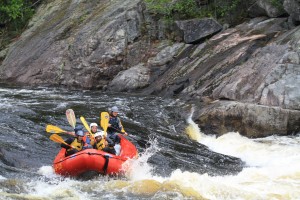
[49, 134, 74, 148]
[45, 125, 75, 136]
[80, 116, 92, 134]
[100, 112, 128, 136]
[100, 112, 109, 136]
[66, 109, 76, 128]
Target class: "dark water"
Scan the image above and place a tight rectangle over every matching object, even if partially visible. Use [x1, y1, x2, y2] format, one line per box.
[0, 85, 243, 199]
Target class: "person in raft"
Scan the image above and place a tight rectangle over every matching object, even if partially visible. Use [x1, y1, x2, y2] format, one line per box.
[82, 122, 98, 147]
[61, 129, 86, 157]
[93, 131, 116, 155]
[107, 106, 128, 155]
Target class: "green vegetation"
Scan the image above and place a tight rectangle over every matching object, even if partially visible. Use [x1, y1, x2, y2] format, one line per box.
[144, 0, 205, 20]
[269, 0, 284, 11]
[144, 0, 249, 23]
[0, 0, 38, 30]
[215, 0, 241, 18]
[0, 0, 41, 50]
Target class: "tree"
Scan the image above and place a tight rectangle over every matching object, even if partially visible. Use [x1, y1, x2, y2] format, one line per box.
[0, 0, 39, 29]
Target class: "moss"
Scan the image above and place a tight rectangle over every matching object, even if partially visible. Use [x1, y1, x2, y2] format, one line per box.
[268, 0, 284, 11]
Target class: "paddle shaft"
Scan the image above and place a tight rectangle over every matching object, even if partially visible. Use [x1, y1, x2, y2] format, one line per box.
[50, 134, 74, 149]
[46, 125, 75, 136]
[80, 116, 92, 134]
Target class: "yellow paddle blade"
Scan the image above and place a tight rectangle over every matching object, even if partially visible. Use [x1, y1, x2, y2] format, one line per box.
[50, 134, 68, 146]
[80, 116, 92, 134]
[66, 109, 76, 128]
[100, 112, 109, 136]
[46, 125, 66, 134]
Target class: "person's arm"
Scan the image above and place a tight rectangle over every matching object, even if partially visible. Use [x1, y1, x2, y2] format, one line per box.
[106, 136, 115, 147]
[60, 138, 73, 149]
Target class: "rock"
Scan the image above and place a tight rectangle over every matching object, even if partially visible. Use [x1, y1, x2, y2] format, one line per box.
[108, 63, 150, 92]
[175, 18, 222, 44]
[197, 101, 300, 137]
[248, 0, 286, 18]
[284, 0, 300, 25]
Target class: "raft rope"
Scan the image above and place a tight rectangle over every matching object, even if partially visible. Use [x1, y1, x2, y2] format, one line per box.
[53, 151, 126, 165]
[103, 155, 110, 174]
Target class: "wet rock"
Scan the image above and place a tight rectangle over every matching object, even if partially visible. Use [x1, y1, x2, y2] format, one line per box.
[196, 101, 300, 137]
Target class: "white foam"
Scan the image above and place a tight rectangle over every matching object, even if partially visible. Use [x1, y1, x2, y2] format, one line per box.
[124, 138, 164, 181]
[181, 119, 300, 199]
[37, 166, 59, 179]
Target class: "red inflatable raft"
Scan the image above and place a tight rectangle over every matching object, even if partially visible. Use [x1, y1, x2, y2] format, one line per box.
[53, 134, 138, 176]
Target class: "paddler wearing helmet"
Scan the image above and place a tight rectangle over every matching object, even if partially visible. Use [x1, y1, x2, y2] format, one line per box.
[61, 128, 86, 157]
[93, 130, 116, 155]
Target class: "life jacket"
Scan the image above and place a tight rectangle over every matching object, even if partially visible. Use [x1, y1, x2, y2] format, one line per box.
[107, 115, 125, 134]
[95, 138, 106, 150]
[83, 132, 96, 146]
[67, 138, 83, 152]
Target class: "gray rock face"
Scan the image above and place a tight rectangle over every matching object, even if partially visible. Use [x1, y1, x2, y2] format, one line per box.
[198, 101, 300, 137]
[0, 0, 299, 137]
[284, 0, 300, 24]
[0, 0, 144, 88]
[175, 18, 222, 44]
[256, 0, 286, 17]
[108, 63, 150, 91]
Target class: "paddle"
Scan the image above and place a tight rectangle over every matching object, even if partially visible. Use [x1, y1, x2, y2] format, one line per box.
[50, 134, 74, 148]
[66, 109, 76, 128]
[45, 125, 75, 136]
[100, 112, 109, 136]
[80, 116, 92, 134]
[100, 112, 128, 136]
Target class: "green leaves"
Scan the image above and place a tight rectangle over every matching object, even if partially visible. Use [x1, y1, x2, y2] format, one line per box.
[144, 0, 201, 20]
[1, 0, 23, 23]
[0, 0, 34, 26]
[144, 0, 249, 23]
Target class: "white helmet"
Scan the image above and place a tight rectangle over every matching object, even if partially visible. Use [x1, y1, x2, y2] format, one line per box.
[94, 131, 104, 138]
[90, 123, 98, 129]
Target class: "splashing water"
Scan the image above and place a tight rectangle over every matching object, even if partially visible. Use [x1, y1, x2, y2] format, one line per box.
[182, 118, 300, 199]
[124, 138, 160, 181]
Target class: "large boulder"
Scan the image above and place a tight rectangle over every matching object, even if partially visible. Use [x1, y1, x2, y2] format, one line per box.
[107, 63, 150, 92]
[197, 101, 300, 137]
[175, 18, 222, 44]
[248, 0, 286, 18]
[284, 0, 300, 25]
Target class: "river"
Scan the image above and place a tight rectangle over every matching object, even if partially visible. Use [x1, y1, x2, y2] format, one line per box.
[0, 85, 299, 200]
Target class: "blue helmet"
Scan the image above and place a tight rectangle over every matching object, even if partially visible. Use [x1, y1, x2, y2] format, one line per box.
[74, 125, 84, 132]
[111, 106, 119, 112]
[76, 130, 84, 137]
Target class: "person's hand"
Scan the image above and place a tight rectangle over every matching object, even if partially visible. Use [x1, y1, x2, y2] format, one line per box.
[123, 132, 128, 136]
[108, 123, 111, 127]
[83, 144, 92, 149]
[67, 132, 75, 136]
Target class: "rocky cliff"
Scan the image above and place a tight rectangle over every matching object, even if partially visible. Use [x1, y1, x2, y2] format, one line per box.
[0, 0, 299, 137]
